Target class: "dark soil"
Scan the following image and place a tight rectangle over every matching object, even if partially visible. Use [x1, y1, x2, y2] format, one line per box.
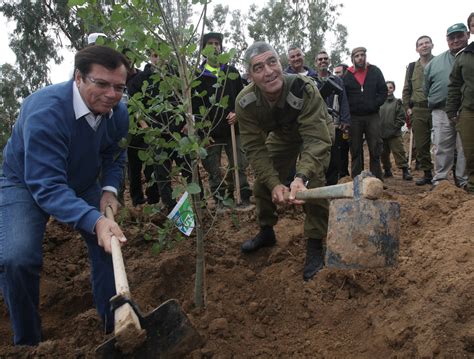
[1, 164, 474, 358]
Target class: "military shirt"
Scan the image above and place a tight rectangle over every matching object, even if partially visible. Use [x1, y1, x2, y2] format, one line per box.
[402, 55, 434, 110]
[446, 42, 474, 118]
[236, 74, 333, 191]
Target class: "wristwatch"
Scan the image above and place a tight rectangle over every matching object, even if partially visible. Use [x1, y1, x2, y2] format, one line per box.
[294, 173, 309, 187]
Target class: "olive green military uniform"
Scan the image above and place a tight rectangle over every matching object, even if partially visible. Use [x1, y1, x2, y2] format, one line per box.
[380, 95, 409, 171]
[236, 74, 333, 239]
[402, 57, 434, 171]
[447, 42, 474, 192]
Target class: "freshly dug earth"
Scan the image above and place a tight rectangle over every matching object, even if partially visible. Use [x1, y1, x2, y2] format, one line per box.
[1, 168, 473, 358]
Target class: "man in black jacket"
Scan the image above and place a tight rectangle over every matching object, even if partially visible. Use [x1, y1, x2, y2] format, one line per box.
[343, 47, 387, 180]
[192, 32, 252, 210]
[127, 50, 192, 212]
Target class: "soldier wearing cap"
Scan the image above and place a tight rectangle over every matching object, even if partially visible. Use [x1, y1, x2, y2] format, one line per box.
[446, 20, 473, 192]
[192, 32, 253, 210]
[236, 41, 333, 281]
[424, 23, 470, 188]
[343, 47, 387, 180]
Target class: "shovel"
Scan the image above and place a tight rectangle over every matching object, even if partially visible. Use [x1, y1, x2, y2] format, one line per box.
[293, 171, 400, 269]
[96, 207, 202, 358]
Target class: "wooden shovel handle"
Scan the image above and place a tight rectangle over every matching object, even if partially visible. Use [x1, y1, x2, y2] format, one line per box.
[287, 177, 383, 201]
[105, 206, 145, 348]
[230, 124, 241, 204]
[105, 206, 131, 298]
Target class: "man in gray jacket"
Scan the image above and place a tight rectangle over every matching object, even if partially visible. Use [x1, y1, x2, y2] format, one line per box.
[424, 23, 469, 188]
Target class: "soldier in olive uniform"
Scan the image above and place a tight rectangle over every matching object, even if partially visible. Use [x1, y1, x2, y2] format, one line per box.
[402, 35, 435, 185]
[236, 41, 333, 281]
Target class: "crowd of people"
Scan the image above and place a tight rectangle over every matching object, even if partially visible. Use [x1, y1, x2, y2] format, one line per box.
[0, 12, 473, 347]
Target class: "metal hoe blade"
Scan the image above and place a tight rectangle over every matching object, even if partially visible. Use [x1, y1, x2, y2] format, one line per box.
[96, 299, 202, 358]
[326, 197, 400, 269]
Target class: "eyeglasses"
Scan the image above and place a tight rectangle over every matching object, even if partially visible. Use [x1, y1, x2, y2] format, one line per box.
[317, 57, 329, 61]
[84, 75, 127, 93]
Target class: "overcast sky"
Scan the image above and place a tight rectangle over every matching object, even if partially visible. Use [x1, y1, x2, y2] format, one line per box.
[1, 1, 472, 97]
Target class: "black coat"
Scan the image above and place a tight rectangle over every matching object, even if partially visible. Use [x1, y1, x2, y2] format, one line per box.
[343, 64, 387, 115]
[192, 62, 245, 139]
[127, 63, 183, 134]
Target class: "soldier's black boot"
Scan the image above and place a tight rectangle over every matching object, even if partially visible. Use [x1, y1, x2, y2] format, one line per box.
[384, 169, 393, 178]
[303, 239, 324, 281]
[402, 167, 413, 181]
[241, 226, 276, 253]
[415, 170, 432, 186]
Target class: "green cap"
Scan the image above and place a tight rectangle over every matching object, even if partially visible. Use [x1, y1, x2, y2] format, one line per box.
[446, 23, 467, 36]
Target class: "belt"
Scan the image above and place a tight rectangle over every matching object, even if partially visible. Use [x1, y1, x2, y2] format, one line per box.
[430, 100, 446, 110]
[413, 101, 428, 108]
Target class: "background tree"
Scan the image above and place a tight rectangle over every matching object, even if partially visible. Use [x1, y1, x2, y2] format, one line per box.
[205, 5, 248, 68]
[0, 63, 29, 159]
[0, 0, 108, 91]
[247, 0, 348, 69]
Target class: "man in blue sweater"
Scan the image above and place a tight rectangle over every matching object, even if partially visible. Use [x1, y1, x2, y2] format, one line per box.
[0, 45, 130, 346]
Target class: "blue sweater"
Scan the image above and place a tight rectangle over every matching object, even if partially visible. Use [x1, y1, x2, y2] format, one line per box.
[2, 80, 129, 234]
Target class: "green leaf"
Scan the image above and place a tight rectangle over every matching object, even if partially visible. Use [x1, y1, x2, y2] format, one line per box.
[152, 242, 162, 255]
[68, 0, 87, 6]
[191, 80, 202, 88]
[186, 182, 202, 195]
[137, 150, 150, 162]
[222, 197, 235, 207]
[198, 146, 207, 159]
[217, 52, 231, 64]
[118, 137, 128, 149]
[227, 72, 239, 80]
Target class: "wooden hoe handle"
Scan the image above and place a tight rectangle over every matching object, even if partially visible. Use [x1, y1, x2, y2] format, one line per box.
[294, 177, 383, 201]
[105, 207, 145, 352]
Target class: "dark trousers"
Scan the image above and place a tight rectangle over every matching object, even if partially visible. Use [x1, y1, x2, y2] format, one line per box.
[411, 106, 433, 172]
[326, 139, 340, 186]
[0, 179, 115, 345]
[154, 148, 194, 210]
[350, 113, 383, 180]
[456, 109, 474, 191]
[338, 129, 351, 178]
[381, 135, 409, 170]
[127, 134, 160, 204]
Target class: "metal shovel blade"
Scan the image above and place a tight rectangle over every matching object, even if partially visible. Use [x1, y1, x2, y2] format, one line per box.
[325, 198, 400, 269]
[96, 299, 202, 358]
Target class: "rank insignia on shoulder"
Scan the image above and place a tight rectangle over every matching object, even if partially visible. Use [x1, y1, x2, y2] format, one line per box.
[239, 92, 257, 108]
[286, 91, 303, 110]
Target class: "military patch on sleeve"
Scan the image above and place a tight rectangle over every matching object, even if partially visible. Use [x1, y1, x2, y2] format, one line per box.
[286, 91, 304, 110]
[238, 92, 257, 108]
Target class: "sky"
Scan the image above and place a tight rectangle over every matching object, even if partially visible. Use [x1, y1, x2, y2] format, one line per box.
[1, 1, 472, 98]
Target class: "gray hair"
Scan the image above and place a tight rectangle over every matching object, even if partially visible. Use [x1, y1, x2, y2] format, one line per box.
[287, 45, 302, 54]
[244, 41, 279, 72]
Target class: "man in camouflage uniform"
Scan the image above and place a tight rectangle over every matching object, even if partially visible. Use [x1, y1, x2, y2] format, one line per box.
[236, 41, 333, 281]
[402, 35, 435, 185]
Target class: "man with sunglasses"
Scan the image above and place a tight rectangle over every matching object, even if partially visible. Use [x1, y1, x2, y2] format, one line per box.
[236, 41, 333, 281]
[313, 50, 351, 184]
[0, 45, 130, 346]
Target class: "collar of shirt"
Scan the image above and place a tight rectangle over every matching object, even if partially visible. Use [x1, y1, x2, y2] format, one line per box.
[72, 82, 113, 131]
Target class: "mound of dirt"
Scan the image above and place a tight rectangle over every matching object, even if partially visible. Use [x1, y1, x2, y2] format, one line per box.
[1, 171, 473, 358]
